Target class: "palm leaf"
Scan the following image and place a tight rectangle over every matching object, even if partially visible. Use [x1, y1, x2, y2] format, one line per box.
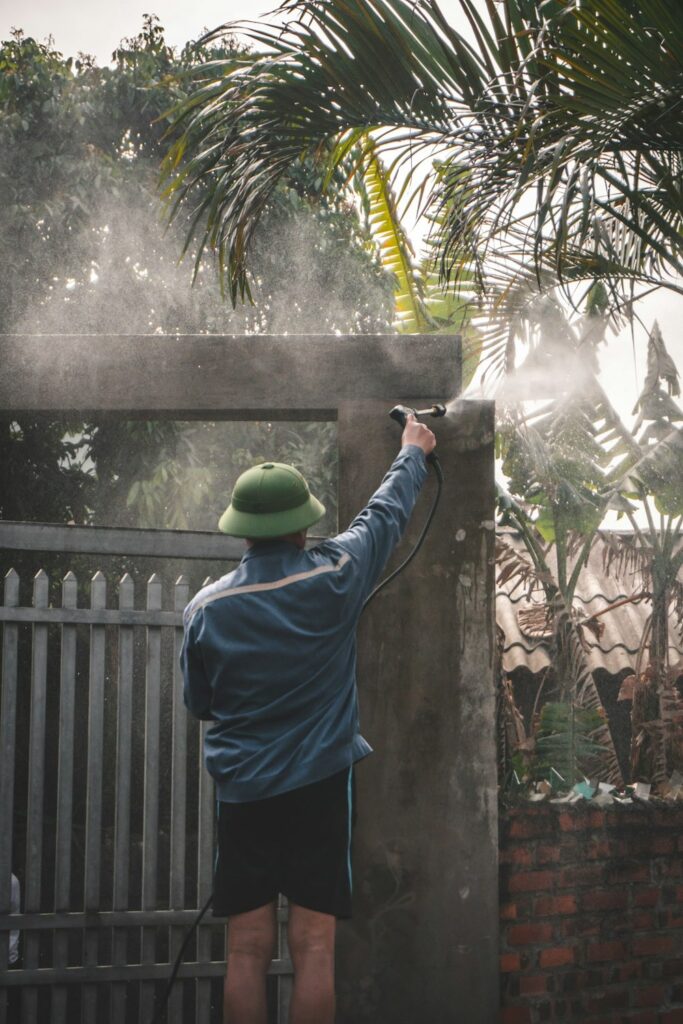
[357, 140, 432, 332]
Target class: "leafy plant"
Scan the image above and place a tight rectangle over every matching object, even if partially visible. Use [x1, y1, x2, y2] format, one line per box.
[516, 702, 608, 788]
[497, 319, 682, 791]
[162, 0, 683, 365]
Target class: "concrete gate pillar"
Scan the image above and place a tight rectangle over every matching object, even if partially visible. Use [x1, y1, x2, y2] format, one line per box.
[336, 399, 498, 1024]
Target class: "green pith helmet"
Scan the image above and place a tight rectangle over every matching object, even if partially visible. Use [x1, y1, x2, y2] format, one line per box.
[218, 462, 325, 538]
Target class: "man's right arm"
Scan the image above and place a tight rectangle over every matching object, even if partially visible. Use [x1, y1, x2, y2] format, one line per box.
[331, 415, 436, 600]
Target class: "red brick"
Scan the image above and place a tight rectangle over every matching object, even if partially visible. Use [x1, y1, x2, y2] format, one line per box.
[508, 870, 555, 894]
[661, 1013, 683, 1024]
[588, 940, 628, 962]
[556, 809, 606, 831]
[658, 859, 683, 878]
[558, 839, 581, 863]
[615, 961, 641, 982]
[652, 810, 683, 829]
[558, 917, 600, 939]
[508, 815, 553, 840]
[582, 890, 628, 912]
[501, 845, 535, 866]
[652, 836, 675, 854]
[634, 888, 660, 908]
[663, 956, 683, 977]
[500, 952, 521, 973]
[558, 811, 578, 832]
[628, 834, 663, 856]
[534, 895, 577, 916]
[663, 910, 683, 928]
[584, 839, 612, 861]
[559, 969, 591, 993]
[500, 902, 518, 921]
[633, 983, 665, 1007]
[632, 934, 674, 956]
[500, 1007, 532, 1024]
[508, 922, 554, 946]
[587, 988, 630, 1011]
[537, 844, 561, 864]
[605, 862, 650, 885]
[539, 946, 575, 968]
[519, 974, 550, 996]
[559, 863, 605, 888]
[632, 910, 656, 929]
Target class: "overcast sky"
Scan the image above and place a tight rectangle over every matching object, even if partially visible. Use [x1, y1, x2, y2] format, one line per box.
[2, 0, 681, 418]
[1, 0, 474, 64]
[0, 0, 271, 63]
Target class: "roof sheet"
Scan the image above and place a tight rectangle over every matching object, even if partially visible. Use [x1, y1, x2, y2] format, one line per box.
[497, 530, 683, 676]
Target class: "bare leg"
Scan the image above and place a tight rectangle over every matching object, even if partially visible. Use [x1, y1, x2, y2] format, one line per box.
[224, 902, 277, 1024]
[287, 903, 336, 1024]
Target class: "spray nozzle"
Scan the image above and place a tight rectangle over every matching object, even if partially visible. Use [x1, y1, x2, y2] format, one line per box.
[389, 403, 447, 428]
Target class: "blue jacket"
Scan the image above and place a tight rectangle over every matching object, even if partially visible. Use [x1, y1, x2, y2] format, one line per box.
[181, 444, 428, 802]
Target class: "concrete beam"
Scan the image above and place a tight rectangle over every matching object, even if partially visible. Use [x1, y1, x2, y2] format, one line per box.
[0, 334, 461, 418]
[0, 521, 327, 561]
[336, 399, 498, 1024]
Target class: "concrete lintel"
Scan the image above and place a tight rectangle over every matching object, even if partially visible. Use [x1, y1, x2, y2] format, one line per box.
[0, 334, 461, 417]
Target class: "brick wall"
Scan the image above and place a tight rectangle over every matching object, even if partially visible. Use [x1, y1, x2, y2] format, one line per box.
[499, 803, 683, 1023]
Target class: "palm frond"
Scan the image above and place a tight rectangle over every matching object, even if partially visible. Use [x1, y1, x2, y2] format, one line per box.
[160, 0, 543, 301]
[356, 139, 432, 332]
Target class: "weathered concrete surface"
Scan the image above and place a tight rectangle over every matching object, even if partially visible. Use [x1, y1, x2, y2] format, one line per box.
[0, 334, 460, 418]
[336, 399, 498, 1024]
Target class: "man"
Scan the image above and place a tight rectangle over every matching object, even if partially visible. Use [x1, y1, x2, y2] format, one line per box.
[181, 415, 436, 1024]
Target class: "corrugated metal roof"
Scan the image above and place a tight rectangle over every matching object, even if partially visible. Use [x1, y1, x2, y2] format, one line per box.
[497, 529, 683, 676]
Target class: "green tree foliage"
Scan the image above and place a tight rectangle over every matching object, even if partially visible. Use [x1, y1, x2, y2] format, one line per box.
[0, 19, 393, 529]
[162, 0, 683, 345]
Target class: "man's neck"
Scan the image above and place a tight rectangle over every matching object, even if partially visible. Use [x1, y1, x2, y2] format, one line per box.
[245, 531, 307, 550]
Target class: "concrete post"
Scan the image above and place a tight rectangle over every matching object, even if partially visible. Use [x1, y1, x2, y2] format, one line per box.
[336, 399, 498, 1024]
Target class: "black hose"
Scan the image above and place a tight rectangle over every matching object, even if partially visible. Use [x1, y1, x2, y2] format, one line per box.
[150, 891, 213, 1024]
[363, 453, 443, 609]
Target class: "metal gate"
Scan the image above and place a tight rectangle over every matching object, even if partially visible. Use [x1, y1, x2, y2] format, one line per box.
[0, 521, 294, 1024]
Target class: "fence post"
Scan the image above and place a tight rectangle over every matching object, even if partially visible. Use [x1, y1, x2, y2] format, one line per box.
[197, 578, 215, 1024]
[169, 575, 189, 1024]
[141, 574, 162, 1023]
[22, 570, 49, 1024]
[0, 569, 20, 1024]
[52, 570, 78, 1024]
[83, 570, 107, 1023]
[111, 573, 135, 1022]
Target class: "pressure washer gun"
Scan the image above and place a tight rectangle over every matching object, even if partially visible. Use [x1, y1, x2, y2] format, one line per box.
[389, 403, 446, 475]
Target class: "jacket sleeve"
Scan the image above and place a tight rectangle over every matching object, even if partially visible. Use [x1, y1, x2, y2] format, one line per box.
[181, 613, 214, 721]
[331, 444, 428, 602]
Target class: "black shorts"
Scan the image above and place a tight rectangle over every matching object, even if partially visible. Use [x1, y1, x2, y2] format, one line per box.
[213, 767, 357, 919]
